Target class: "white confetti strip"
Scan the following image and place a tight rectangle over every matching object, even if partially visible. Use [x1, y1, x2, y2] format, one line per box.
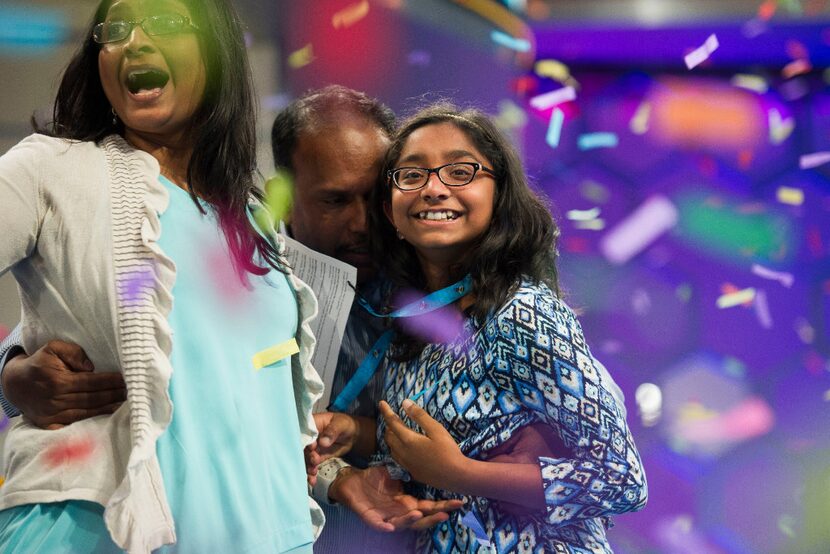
[685, 34, 719, 70]
[800, 151, 830, 169]
[600, 196, 678, 265]
[751, 264, 794, 288]
[529, 86, 576, 110]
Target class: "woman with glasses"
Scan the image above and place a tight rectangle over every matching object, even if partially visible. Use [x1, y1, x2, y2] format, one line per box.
[311, 104, 648, 552]
[0, 0, 322, 552]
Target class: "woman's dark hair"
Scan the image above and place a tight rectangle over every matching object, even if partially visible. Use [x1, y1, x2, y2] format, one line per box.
[369, 103, 561, 357]
[34, 0, 281, 278]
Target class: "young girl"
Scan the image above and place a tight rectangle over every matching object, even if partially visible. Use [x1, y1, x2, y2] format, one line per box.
[315, 104, 647, 553]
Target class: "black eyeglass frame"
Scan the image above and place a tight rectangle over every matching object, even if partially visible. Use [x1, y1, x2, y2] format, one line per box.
[387, 162, 496, 192]
[92, 14, 199, 44]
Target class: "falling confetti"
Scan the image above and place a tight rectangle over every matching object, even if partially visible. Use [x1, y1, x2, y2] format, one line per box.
[768, 108, 795, 145]
[573, 219, 605, 230]
[288, 44, 315, 69]
[800, 151, 830, 169]
[263, 170, 294, 225]
[43, 436, 96, 468]
[635, 383, 662, 427]
[578, 132, 619, 151]
[782, 58, 812, 79]
[393, 289, 469, 345]
[751, 263, 794, 287]
[566, 207, 601, 221]
[758, 0, 778, 20]
[600, 196, 678, 265]
[529, 86, 576, 110]
[716, 287, 756, 309]
[754, 289, 773, 329]
[629, 101, 651, 135]
[776, 186, 804, 206]
[742, 18, 768, 38]
[490, 30, 531, 52]
[534, 59, 575, 86]
[119, 262, 156, 306]
[685, 34, 719, 70]
[252, 338, 299, 371]
[461, 511, 492, 549]
[731, 73, 769, 93]
[332, 0, 370, 29]
[407, 50, 431, 67]
[545, 107, 565, 148]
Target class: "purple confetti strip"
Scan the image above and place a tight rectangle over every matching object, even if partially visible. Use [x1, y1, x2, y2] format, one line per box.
[119, 262, 156, 305]
[800, 151, 830, 170]
[754, 289, 773, 329]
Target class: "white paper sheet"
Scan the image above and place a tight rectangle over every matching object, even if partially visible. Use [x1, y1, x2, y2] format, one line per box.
[281, 231, 356, 412]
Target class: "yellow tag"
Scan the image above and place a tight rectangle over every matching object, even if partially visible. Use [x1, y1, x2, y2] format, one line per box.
[252, 338, 299, 371]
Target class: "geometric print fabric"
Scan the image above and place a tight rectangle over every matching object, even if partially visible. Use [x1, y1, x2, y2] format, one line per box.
[374, 279, 647, 553]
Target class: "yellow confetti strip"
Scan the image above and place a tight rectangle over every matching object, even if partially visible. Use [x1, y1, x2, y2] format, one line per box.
[776, 186, 804, 206]
[288, 44, 315, 69]
[332, 0, 370, 29]
[731, 74, 769, 94]
[716, 288, 756, 309]
[252, 338, 299, 371]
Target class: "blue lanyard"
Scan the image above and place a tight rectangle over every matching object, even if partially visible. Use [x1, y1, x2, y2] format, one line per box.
[329, 274, 473, 412]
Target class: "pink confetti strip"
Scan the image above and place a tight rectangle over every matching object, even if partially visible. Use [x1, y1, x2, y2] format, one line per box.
[800, 151, 830, 169]
[751, 263, 794, 288]
[685, 34, 719, 70]
[529, 86, 576, 110]
[782, 58, 812, 79]
[599, 196, 678, 265]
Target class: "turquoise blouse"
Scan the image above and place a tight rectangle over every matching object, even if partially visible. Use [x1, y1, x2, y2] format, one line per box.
[155, 176, 313, 553]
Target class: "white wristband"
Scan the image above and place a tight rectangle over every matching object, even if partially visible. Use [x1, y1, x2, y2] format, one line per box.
[312, 457, 352, 506]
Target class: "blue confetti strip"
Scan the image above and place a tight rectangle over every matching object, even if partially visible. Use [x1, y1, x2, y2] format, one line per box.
[578, 132, 619, 151]
[546, 108, 565, 148]
[490, 30, 531, 52]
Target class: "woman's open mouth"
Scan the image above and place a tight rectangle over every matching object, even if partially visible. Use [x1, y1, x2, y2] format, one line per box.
[125, 67, 170, 99]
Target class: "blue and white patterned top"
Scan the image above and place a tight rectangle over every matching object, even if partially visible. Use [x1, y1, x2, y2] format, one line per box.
[374, 279, 647, 553]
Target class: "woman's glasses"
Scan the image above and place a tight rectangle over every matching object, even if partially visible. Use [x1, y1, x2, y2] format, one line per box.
[93, 14, 198, 44]
[387, 162, 495, 192]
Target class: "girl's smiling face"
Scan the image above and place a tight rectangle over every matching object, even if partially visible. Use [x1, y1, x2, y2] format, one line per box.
[97, 0, 206, 144]
[386, 122, 497, 268]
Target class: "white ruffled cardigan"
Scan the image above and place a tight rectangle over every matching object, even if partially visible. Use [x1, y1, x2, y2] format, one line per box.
[0, 134, 324, 552]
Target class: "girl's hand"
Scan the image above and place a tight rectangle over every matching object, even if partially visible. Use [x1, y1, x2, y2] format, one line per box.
[379, 399, 467, 491]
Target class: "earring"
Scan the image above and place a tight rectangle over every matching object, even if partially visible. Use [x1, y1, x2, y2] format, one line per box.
[111, 108, 119, 127]
[396, 229, 404, 240]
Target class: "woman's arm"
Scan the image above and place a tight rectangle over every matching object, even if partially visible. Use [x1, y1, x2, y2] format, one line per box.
[486, 288, 648, 523]
[0, 137, 42, 274]
[380, 400, 547, 510]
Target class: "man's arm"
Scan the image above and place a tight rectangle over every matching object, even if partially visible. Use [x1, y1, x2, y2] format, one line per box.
[0, 338, 126, 429]
[0, 324, 24, 418]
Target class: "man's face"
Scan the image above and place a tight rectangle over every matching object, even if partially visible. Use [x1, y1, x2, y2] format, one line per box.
[289, 119, 390, 284]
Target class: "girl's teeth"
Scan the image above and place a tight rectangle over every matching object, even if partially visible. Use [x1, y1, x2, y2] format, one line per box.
[420, 211, 457, 220]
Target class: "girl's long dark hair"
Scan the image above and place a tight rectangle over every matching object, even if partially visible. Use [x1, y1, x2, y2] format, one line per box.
[369, 104, 562, 358]
[34, 0, 282, 278]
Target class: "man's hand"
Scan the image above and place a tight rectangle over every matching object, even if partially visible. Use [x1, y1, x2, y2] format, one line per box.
[306, 412, 360, 484]
[2, 340, 126, 430]
[329, 465, 464, 532]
